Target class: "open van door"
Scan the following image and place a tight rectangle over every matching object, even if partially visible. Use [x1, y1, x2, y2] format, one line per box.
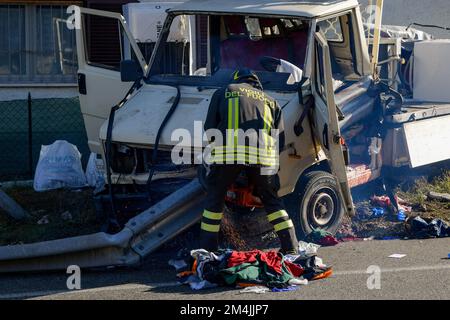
[75, 7, 147, 154]
[311, 31, 355, 215]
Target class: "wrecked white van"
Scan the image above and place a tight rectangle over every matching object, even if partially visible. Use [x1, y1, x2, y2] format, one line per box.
[75, 0, 450, 238]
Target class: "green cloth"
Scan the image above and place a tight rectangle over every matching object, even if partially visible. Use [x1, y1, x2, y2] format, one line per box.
[308, 228, 333, 243]
[220, 262, 261, 285]
[219, 260, 294, 288]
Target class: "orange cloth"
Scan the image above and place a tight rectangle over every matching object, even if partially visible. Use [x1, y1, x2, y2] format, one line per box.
[312, 268, 333, 281]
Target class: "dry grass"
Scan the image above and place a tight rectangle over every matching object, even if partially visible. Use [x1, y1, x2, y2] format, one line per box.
[0, 187, 100, 246]
[338, 170, 450, 240]
[397, 171, 450, 222]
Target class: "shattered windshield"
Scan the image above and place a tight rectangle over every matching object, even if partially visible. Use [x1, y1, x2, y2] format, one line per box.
[146, 14, 310, 90]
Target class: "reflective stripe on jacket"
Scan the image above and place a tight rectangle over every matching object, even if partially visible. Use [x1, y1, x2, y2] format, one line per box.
[204, 82, 285, 167]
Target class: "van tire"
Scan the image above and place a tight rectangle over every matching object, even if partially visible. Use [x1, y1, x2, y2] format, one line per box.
[285, 171, 344, 240]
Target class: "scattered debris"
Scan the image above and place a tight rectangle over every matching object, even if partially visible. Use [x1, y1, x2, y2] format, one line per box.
[370, 195, 391, 208]
[389, 254, 406, 259]
[381, 236, 400, 240]
[0, 188, 99, 246]
[354, 201, 372, 220]
[308, 229, 339, 247]
[173, 248, 332, 291]
[337, 171, 450, 242]
[287, 278, 309, 286]
[318, 235, 339, 246]
[397, 210, 407, 221]
[169, 258, 188, 271]
[271, 286, 299, 292]
[297, 241, 321, 256]
[406, 216, 450, 238]
[427, 191, 450, 202]
[37, 215, 50, 225]
[371, 207, 385, 218]
[335, 220, 358, 241]
[239, 286, 270, 294]
[395, 195, 413, 213]
[60, 211, 73, 221]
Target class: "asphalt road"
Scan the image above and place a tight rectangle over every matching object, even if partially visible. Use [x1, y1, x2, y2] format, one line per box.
[0, 238, 448, 300]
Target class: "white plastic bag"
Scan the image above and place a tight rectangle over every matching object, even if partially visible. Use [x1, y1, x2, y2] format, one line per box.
[33, 140, 87, 191]
[298, 241, 321, 256]
[85, 152, 105, 192]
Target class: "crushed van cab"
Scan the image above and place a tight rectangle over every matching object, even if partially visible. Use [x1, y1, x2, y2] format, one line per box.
[76, 0, 450, 239]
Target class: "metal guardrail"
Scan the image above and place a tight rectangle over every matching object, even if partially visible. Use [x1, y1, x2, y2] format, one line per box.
[0, 179, 205, 273]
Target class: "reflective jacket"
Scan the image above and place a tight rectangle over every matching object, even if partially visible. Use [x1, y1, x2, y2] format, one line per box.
[204, 82, 285, 167]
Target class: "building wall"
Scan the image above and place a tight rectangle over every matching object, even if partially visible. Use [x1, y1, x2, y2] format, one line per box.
[359, 0, 450, 39]
[0, 86, 78, 101]
[0, 0, 186, 100]
[0, 0, 82, 100]
[0, 0, 140, 101]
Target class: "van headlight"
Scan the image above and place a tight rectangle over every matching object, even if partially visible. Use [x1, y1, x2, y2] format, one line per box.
[111, 143, 136, 174]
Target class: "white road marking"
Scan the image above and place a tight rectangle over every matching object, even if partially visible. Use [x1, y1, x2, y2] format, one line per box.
[334, 264, 450, 275]
[1, 264, 449, 299]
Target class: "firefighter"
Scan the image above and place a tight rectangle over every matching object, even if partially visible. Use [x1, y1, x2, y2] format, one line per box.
[199, 68, 299, 254]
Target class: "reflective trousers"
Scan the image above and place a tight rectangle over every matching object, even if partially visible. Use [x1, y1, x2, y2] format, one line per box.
[199, 165, 298, 254]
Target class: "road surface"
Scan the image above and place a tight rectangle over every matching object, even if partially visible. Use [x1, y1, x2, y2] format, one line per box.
[360, 0, 450, 39]
[0, 238, 448, 300]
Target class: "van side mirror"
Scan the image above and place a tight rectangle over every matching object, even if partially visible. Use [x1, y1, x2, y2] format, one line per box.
[120, 60, 143, 82]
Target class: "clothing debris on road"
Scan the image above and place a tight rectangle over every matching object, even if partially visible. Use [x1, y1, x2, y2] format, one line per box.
[307, 229, 339, 247]
[169, 246, 332, 291]
[239, 286, 270, 294]
[295, 241, 321, 257]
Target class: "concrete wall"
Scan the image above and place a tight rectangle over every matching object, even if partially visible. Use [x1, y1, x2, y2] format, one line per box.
[359, 0, 450, 39]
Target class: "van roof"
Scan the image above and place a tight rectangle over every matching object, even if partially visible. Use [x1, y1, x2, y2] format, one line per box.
[168, 0, 358, 18]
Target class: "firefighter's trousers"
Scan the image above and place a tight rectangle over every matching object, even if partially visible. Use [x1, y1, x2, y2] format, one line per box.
[199, 165, 298, 254]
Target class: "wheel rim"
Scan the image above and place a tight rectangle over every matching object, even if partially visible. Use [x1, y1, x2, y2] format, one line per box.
[308, 188, 338, 228]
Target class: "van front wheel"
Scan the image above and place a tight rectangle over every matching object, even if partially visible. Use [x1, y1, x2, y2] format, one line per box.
[285, 171, 344, 240]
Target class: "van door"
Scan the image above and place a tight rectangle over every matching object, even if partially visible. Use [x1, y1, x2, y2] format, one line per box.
[75, 7, 147, 154]
[311, 31, 355, 215]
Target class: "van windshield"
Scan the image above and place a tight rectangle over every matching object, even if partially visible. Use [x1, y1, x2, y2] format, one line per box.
[146, 14, 311, 91]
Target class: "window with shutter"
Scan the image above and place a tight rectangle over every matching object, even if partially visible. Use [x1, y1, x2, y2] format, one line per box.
[0, 3, 78, 84]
